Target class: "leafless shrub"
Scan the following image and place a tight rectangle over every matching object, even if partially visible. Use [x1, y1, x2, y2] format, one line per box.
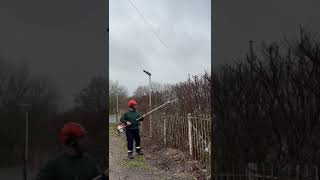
[133, 71, 211, 116]
[213, 27, 320, 176]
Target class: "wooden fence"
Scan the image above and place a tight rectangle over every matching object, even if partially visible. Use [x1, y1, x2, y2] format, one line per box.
[215, 163, 319, 180]
[141, 112, 211, 166]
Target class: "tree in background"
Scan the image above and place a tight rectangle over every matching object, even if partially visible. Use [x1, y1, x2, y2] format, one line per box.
[109, 80, 128, 114]
[73, 77, 109, 113]
[133, 82, 174, 97]
[0, 57, 60, 167]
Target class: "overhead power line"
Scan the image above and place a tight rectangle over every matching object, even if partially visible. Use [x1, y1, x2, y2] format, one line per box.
[127, 0, 169, 49]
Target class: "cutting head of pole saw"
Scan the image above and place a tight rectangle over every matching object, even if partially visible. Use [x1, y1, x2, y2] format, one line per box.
[117, 124, 126, 133]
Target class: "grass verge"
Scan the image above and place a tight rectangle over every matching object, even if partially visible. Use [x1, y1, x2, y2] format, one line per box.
[121, 155, 150, 171]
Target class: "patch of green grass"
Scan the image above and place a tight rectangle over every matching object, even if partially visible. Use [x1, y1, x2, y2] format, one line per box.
[121, 155, 150, 171]
[156, 174, 168, 180]
[121, 140, 127, 149]
[109, 123, 118, 135]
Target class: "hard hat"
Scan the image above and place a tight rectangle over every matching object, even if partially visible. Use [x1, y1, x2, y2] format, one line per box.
[59, 122, 87, 145]
[128, 99, 138, 107]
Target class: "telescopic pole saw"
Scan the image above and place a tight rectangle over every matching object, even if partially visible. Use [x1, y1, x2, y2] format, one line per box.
[117, 98, 178, 133]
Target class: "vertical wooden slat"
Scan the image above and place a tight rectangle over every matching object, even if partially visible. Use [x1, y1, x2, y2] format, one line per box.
[185, 116, 186, 151]
[173, 115, 175, 148]
[170, 115, 173, 147]
[203, 119, 205, 163]
[194, 118, 197, 160]
[172, 115, 175, 148]
[199, 118, 201, 162]
[188, 113, 193, 157]
[175, 115, 178, 148]
[202, 118, 204, 163]
[199, 118, 202, 162]
[186, 116, 188, 151]
[194, 119, 197, 160]
[187, 116, 189, 152]
[168, 115, 170, 147]
[192, 118, 195, 160]
[176, 115, 178, 148]
[203, 119, 206, 163]
[196, 118, 199, 161]
[164, 117, 167, 146]
[208, 119, 210, 164]
[183, 117, 187, 151]
[180, 116, 182, 150]
[169, 115, 172, 147]
[187, 117, 189, 152]
[180, 116, 182, 149]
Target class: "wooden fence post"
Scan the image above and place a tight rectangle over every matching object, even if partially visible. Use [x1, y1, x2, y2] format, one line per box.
[164, 117, 167, 146]
[188, 113, 193, 157]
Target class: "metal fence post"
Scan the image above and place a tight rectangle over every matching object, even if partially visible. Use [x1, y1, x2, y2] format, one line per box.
[187, 113, 193, 157]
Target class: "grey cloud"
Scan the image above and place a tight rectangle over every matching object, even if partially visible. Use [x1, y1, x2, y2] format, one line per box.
[110, 0, 211, 95]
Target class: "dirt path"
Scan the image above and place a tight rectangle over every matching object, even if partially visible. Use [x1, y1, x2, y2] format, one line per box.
[108, 124, 173, 180]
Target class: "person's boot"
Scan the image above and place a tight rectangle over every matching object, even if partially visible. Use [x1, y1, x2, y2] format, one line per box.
[128, 152, 134, 159]
[136, 149, 143, 156]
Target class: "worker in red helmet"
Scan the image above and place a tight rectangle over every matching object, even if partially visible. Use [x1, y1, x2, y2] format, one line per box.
[35, 122, 107, 180]
[120, 99, 144, 159]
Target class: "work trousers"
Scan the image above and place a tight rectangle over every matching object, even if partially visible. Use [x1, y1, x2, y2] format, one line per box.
[125, 129, 141, 153]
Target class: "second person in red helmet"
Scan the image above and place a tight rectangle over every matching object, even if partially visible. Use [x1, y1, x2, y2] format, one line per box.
[35, 122, 107, 180]
[120, 99, 144, 159]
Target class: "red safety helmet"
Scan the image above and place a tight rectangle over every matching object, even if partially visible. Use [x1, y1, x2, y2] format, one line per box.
[128, 99, 138, 107]
[59, 122, 87, 144]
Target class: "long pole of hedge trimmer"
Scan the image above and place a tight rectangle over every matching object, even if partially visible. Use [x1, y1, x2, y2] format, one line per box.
[136, 98, 178, 121]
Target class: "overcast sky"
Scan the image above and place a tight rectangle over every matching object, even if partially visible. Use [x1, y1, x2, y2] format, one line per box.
[3, 0, 318, 109]
[0, 0, 105, 110]
[213, 0, 320, 68]
[110, 0, 211, 96]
